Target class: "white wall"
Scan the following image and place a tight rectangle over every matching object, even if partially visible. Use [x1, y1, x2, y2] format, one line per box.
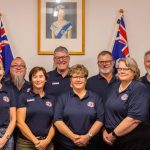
[1, 0, 150, 79]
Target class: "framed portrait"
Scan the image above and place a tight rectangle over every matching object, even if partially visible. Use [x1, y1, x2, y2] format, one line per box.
[38, 0, 85, 55]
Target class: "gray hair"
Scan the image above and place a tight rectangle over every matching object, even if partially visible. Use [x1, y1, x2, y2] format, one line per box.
[118, 57, 140, 80]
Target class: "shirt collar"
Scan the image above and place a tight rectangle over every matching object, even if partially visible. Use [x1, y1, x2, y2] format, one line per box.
[70, 89, 89, 100]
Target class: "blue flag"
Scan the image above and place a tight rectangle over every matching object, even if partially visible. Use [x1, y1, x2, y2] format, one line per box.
[112, 13, 129, 62]
[0, 16, 13, 75]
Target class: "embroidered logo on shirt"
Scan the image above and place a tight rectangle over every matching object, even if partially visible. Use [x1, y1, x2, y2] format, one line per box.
[3, 96, 10, 103]
[45, 101, 52, 107]
[87, 101, 95, 108]
[52, 82, 59, 85]
[121, 94, 128, 101]
[27, 88, 31, 92]
[27, 99, 35, 102]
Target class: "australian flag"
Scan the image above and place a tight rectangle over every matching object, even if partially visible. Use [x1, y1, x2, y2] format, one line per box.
[0, 16, 13, 75]
[112, 14, 129, 62]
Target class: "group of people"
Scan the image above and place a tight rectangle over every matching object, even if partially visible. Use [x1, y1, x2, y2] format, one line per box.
[0, 46, 150, 150]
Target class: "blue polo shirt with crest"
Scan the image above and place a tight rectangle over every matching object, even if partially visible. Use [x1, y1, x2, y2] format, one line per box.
[0, 86, 16, 128]
[105, 80, 149, 129]
[87, 74, 117, 103]
[45, 69, 71, 98]
[17, 89, 55, 137]
[54, 90, 104, 149]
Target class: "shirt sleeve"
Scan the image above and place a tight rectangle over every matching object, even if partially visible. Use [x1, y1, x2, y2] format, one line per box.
[17, 93, 28, 108]
[54, 95, 66, 122]
[127, 84, 149, 122]
[7, 88, 16, 107]
[95, 94, 104, 123]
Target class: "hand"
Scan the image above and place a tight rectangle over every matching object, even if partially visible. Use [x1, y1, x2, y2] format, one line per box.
[35, 139, 50, 150]
[74, 134, 90, 147]
[71, 134, 80, 143]
[0, 137, 8, 149]
[107, 133, 116, 144]
[102, 129, 113, 145]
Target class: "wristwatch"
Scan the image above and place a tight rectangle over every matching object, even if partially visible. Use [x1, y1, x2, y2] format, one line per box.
[112, 130, 118, 138]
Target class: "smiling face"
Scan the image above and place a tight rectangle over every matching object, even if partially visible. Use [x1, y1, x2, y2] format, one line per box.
[117, 61, 134, 82]
[10, 58, 26, 80]
[98, 54, 114, 75]
[70, 72, 87, 91]
[31, 70, 46, 90]
[54, 51, 70, 72]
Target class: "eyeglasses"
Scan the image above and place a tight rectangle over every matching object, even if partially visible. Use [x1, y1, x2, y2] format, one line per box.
[117, 68, 130, 71]
[71, 76, 85, 80]
[98, 60, 113, 65]
[11, 65, 26, 69]
[54, 55, 69, 61]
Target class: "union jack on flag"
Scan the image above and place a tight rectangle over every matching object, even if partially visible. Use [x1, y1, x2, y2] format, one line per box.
[0, 16, 13, 75]
[112, 13, 129, 62]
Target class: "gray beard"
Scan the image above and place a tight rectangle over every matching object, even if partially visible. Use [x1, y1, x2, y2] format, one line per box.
[13, 75, 24, 89]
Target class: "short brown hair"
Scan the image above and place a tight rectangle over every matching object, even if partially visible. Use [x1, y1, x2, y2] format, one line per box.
[97, 50, 113, 60]
[29, 66, 48, 82]
[69, 64, 88, 78]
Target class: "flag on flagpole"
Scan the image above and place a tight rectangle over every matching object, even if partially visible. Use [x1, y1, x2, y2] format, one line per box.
[0, 14, 13, 75]
[112, 9, 129, 62]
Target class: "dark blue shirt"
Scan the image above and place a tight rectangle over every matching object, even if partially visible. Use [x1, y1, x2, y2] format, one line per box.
[45, 69, 71, 98]
[4, 79, 31, 104]
[54, 90, 104, 149]
[140, 74, 150, 89]
[17, 89, 55, 137]
[105, 80, 149, 129]
[87, 74, 117, 103]
[0, 86, 16, 128]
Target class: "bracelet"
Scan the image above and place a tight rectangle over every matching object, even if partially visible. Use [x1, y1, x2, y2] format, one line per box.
[87, 132, 93, 139]
[112, 130, 118, 138]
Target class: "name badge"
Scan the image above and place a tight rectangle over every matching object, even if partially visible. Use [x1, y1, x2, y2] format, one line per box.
[52, 82, 59, 85]
[27, 99, 35, 102]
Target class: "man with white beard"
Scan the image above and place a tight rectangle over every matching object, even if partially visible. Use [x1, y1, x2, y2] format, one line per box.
[87, 50, 117, 104]
[4, 57, 30, 103]
[140, 50, 150, 89]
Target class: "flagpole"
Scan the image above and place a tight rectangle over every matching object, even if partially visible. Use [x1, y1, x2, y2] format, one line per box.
[108, 9, 124, 52]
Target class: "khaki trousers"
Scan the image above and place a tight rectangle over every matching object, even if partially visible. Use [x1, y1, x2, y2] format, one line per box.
[16, 137, 54, 150]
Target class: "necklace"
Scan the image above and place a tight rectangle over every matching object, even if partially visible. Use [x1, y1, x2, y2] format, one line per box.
[119, 81, 132, 93]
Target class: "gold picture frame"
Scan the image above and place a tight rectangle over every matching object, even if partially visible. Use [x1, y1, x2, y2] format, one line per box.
[38, 0, 85, 55]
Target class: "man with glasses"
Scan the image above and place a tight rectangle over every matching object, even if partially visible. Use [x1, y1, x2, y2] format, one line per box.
[87, 51, 117, 150]
[4, 57, 31, 102]
[45, 46, 71, 98]
[4, 57, 31, 150]
[87, 50, 117, 104]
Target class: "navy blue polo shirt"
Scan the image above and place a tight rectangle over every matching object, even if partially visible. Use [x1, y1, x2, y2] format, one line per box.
[140, 74, 150, 89]
[17, 89, 55, 137]
[87, 74, 117, 103]
[45, 69, 71, 98]
[54, 90, 104, 149]
[0, 86, 16, 128]
[4, 79, 31, 104]
[105, 80, 149, 129]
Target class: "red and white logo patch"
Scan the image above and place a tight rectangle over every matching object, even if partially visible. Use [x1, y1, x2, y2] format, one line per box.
[87, 101, 95, 108]
[45, 101, 52, 107]
[121, 94, 128, 101]
[3, 96, 10, 103]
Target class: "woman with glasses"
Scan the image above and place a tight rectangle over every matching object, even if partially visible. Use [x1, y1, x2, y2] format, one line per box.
[0, 61, 16, 150]
[54, 64, 104, 150]
[103, 57, 150, 150]
[16, 67, 55, 150]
